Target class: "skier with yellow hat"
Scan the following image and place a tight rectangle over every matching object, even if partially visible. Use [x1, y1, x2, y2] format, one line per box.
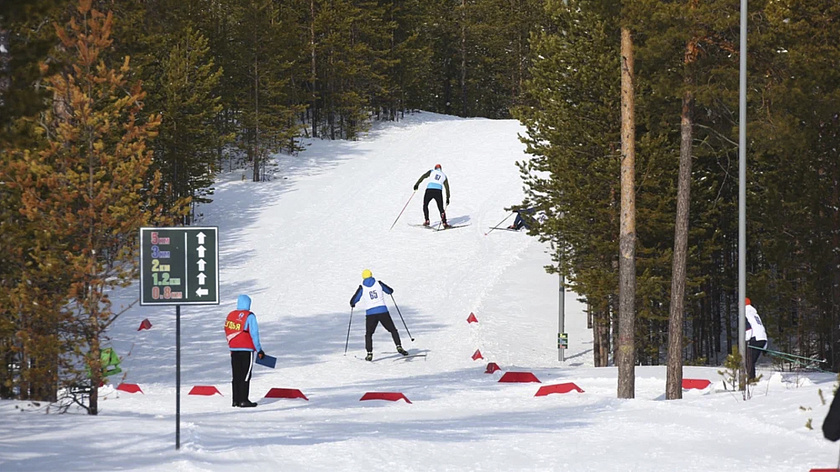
[349, 269, 408, 361]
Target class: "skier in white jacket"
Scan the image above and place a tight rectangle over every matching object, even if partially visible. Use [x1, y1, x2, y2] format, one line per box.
[745, 298, 768, 381]
[413, 164, 451, 228]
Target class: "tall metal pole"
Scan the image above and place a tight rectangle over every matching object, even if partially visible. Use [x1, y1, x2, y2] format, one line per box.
[738, 0, 748, 393]
[558, 270, 566, 362]
[176, 304, 181, 449]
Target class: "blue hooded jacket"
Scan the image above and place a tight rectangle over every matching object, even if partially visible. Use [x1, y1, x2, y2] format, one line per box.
[230, 294, 262, 352]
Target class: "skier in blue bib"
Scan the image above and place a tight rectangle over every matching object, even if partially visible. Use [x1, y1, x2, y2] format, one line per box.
[350, 269, 409, 361]
[413, 164, 451, 228]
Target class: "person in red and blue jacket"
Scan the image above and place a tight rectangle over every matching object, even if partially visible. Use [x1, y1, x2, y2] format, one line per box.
[350, 269, 408, 361]
[224, 294, 264, 407]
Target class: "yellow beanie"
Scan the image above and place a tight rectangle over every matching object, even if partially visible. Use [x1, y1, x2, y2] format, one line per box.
[362, 269, 372, 279]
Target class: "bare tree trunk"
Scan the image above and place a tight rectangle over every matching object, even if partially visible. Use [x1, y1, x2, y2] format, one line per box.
[310, 0, 318, 138]
[460, 0, 467, 117]
[252, 53, 260, 182]
[617, 27, 637, 399]
[832, 172, 840, 370]
[666, 80, 695, 400]
[593, 310, 602, 367]
[0, 27, 9, 100]
[593, 309, 610, 367]
[88, 335, 100, 415]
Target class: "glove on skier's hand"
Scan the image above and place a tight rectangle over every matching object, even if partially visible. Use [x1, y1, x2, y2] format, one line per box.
[258, 350, 265, 360]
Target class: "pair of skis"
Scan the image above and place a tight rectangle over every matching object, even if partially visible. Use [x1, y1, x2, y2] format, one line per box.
[408, 222, 469, 231]
[389, 191, 466, 231]
[356, 350, 428, 362]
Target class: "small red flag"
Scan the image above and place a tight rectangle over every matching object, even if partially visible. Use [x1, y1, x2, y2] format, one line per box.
[137, 318, 152, 331]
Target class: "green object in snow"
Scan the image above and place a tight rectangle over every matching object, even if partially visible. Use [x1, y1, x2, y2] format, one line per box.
[99, 347, 122, 377]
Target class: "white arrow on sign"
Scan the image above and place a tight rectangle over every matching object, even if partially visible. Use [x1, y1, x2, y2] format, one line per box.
[197, 259, 206, 271]
[197, 273, 206, 285]
[196, 288, 209, 297]
[197, 232, 206, 245]
[197, 245, 206, 258]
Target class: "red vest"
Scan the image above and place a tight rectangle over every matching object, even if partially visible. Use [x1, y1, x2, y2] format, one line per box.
[224, 310, 256, 350]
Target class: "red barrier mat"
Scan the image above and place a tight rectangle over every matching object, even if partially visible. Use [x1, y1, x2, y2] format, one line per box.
[189, 386, 222, 396]
[535, 383, 583, 396]
[682, 379, 712, 390]
[116, 383, 143, 394]
[264, 388, 308, 400]
[499, 372, 541, 383]
[360, 392, 412, 403]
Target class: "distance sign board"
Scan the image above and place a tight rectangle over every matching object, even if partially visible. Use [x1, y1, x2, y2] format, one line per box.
[139, 227, 219, 305]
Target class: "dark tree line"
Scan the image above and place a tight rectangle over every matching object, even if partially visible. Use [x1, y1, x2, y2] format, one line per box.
[2, 0, 840, 409]
[516, 0, 840, 374]
[0, 0, 545, 408]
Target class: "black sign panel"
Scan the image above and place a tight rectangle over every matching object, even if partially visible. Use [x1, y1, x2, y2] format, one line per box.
[140, 227, 219, 305]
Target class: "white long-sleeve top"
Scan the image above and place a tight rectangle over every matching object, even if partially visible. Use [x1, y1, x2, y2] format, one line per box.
[745, 304, 768, 341]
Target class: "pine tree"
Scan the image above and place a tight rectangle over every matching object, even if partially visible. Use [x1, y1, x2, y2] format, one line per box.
[0, 0, 64, 147]
[7, 0, 182, 413]
[0, 0, 66, 401]
[234, 0, 304, 178]
[514, 0, 622, 368]
[149, 26, 227, 223]
[748, 0, 840, 370]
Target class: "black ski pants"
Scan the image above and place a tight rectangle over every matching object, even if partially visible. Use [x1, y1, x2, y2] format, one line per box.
[422, 188, 445, 221]
[365, 312, 402, 353]
[746, 338, 767, 380]
[230, 350, 254, 405]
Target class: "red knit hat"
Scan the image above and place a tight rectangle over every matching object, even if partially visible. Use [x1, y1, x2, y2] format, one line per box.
[745, 297, 751, 306]
[435, 164, 442, 169]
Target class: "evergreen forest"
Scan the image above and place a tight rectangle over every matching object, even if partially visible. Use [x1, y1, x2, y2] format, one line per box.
[1, 0, 839, 409]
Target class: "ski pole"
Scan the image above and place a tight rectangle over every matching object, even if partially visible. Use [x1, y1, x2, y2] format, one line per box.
[749, 344, 826, 363]
[485, 212, 514, 235]
[389, 294, 414, 341]
[836, 443, 840, 472]
[344, 307, 354, 355]
[389, 190, 416, 231]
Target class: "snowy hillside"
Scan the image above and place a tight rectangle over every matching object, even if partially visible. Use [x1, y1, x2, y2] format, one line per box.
[2, 112, 839, 472]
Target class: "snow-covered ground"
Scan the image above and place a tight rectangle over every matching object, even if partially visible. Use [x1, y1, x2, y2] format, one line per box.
[2, 112, 838, 471]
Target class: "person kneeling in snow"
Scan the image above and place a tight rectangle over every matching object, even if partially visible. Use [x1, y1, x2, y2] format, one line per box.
[350, 269, 408, 361]
[507, 206, 547, 231]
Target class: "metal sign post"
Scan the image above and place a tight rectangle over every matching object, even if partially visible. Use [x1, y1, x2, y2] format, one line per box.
[140, 227, 220, 449]
[558, 271, 566, 362]
[738, 0, 748, 395]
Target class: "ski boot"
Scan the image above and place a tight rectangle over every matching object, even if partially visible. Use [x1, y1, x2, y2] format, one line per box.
[396, 345, 409, 356]
[441, 212, 451, 229]
[365, 352, 373, 361]
[422, 220, 430, 226]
